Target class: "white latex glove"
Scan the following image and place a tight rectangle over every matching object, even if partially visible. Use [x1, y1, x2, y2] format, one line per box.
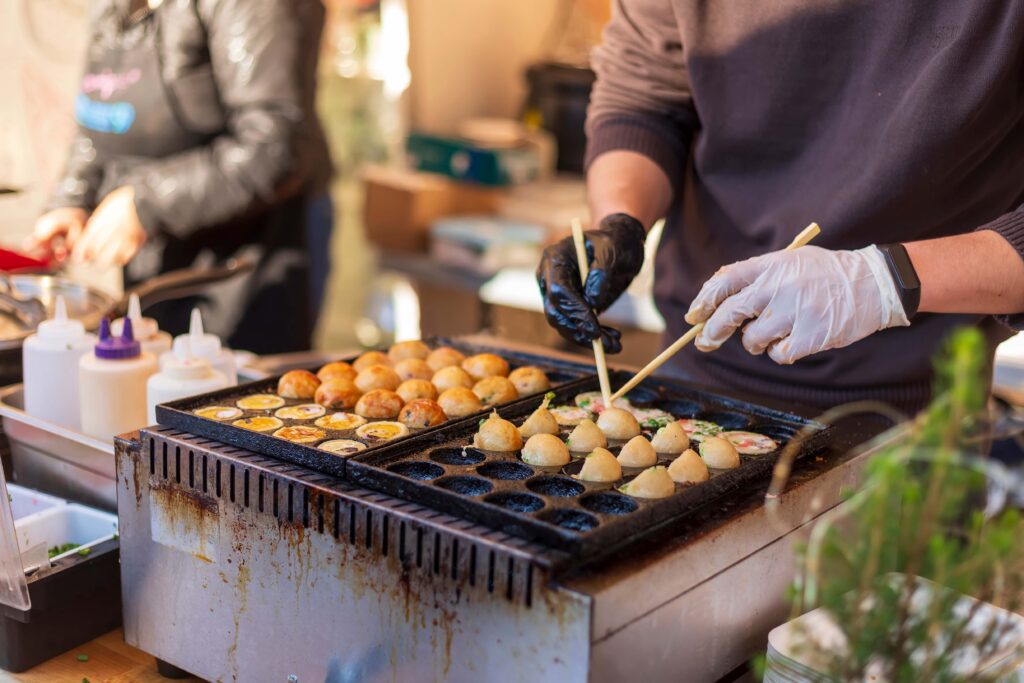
[685, 245, 910, 365]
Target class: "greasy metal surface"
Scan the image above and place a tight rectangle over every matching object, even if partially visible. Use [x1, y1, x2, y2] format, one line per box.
[117, 428, 589, 682]
[349, 370, 832, 563]
[0, 384, 116, 511]
[155, 337, 594, 477]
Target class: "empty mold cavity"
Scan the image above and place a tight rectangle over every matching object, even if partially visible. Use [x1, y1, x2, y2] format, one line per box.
[538, 508, 599, 532]
[527, 476, 584, 498]
[579, 492, 639, 516]
[435, 475, 493, 496]
[430, 447, 486, 466]
[477, 461, 534, 480]
[484, 492, 545, 513]
[387, 461, 445, 480]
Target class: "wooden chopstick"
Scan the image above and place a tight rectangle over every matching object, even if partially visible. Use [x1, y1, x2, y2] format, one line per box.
[571, 219, 614, 408]
[609, 222, 821, 402]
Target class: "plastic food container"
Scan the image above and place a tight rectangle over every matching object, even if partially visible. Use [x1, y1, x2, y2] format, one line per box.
[6, 484, 65, 522]
[0, 475, 121, 673]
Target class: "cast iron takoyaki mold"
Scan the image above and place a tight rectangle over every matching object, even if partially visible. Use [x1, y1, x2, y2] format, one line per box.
[346, 370, 833, 560]
[154, 338, 594, 477]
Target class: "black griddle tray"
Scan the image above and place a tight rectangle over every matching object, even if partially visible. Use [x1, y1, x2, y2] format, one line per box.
[154, 338, 593, 477]
[346, 371, 832, 558]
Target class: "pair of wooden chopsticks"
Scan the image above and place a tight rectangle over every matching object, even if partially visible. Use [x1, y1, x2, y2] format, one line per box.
[608, 222, 821, 402]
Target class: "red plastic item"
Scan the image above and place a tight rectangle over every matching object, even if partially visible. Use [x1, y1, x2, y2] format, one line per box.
[0, 248, 53, 273]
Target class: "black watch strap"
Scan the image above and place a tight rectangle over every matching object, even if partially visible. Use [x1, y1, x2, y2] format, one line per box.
[878, 243, 921, 319]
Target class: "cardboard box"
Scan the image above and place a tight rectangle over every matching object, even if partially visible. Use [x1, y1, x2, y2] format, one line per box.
[362, 165, 502, 252]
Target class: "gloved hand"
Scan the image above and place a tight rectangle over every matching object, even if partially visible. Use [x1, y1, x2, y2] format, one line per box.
[685, 245, 910, 365]
[537, 213, 647, 354]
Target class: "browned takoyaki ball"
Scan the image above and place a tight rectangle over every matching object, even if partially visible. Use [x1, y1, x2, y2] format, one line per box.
[437, 387, 483, 418]
[507, 366, 550, 396]
[432, 366, 474, 393]
[426, 346, 466, 372]
[355, 389, 404, 419]
[472, 376, 519, 406]
[398, 399, 447, 429]
[396, 379, 438, 404]
[315, 378, 361, 410]
[355, 364, 402, 393]
[317, 361, 357, 383]
[461, 353, 510, 381]
[394, 358, 434, 382]
[353, 351, 390, 372]
[388, 340, 431, 363]
[278, 370, 320, 399]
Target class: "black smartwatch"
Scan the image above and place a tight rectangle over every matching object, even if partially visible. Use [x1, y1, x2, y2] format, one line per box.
[877, 243, 921, 319]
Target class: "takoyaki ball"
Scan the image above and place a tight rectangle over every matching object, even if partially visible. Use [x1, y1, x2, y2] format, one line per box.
[437, 387, 483, 418]
[355, 364, 402, 393]
[621, 466, 675, 499]
[651, 421, 690, 454]
[426, 346, 466, 372]
[617, 435, 657, 468]
[394, 358, 434, 382]
[355, 389, 404, 419]
[521, 433, 570, 467]
[567, 418, 608, 453]
[519, 394, 559, 438]
[597, 408, 641, 440]
[461, 353, 510, 381]
[278, 370, 321, 399]
[315, 378, 361, 410]
[473, 411, 524, 452]
[399, 399, 447, 429]
[353, 350, 391, 372]
[317, 361, 357, 383]
[472, 376, 519, 406]
[699, 436, 740, 469]
[432, 366, 475, 392]
[668, 449, 709, 484]
[574, 447, 622, 483]
[388, 340, 431, 363]
[507, 366, 550, 396]
[396, 379, 438, 404]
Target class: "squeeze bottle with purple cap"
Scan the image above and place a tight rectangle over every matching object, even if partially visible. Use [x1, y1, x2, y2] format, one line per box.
[112, 293, 172, 358]
[23, 295, 96, 430]
[79, 318, 159, 442]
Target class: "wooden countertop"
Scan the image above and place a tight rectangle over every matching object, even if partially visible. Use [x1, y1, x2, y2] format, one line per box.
[1, 629, 202, 683]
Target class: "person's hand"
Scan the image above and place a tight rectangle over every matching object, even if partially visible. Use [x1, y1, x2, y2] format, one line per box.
[25, 207, 89, 261]
[685, 245, 910, 365]
[536, 213, 647, 354]
[71, 186, 147, 267]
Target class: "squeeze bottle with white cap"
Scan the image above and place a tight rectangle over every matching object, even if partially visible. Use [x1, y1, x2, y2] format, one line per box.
[79, 318, 159, 442]
[112, 293, 172, 358]
[23, 296, 96, 430]
[166, 308, 237, 385]
[147, 339, 228, 424]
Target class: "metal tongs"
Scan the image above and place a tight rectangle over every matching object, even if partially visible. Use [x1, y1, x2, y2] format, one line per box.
[0, 276, 47, 331]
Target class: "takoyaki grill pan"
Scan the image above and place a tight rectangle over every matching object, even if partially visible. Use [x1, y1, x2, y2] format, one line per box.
[346, 371, 833, 560]
[154, 338, 594, 478]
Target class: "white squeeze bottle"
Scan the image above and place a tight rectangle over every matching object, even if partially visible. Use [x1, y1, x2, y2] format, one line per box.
[166, 308, 237, 386]
[112, 293, 172, 358]
[79, 317, 160, 442]
[23, 296, 96, 430]
[147, 339, 228, 424]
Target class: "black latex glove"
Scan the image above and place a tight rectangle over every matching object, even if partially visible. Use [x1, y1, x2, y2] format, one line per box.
[536, 213, 647, 354]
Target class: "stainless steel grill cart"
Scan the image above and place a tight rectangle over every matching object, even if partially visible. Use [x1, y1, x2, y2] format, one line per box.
[116, 418, 888, 682]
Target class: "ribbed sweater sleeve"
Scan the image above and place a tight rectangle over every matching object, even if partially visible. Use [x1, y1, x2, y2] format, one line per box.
[584, 0, 699, 190]
[978, 206, 1024, 330]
